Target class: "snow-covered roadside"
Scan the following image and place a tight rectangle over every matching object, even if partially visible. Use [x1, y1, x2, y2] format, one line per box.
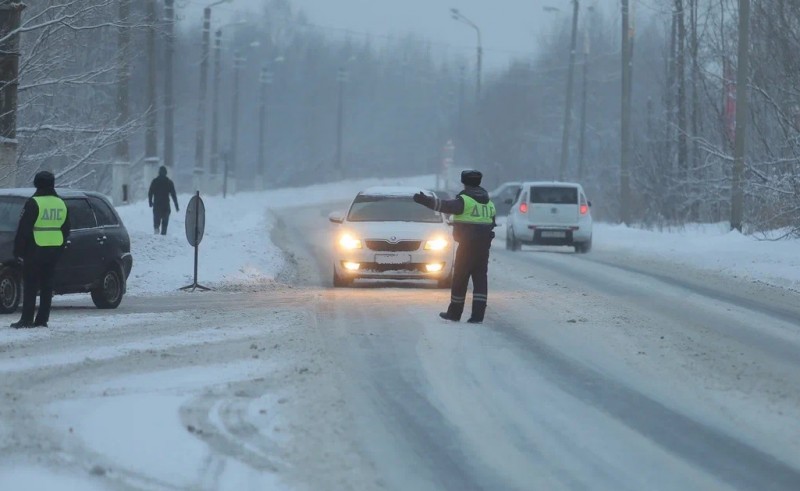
[494, 220, 800, 291]
[593, 223, 800, 291]
[117, 175, 435, 295]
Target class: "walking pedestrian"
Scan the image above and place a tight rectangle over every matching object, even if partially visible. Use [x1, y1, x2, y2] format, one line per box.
[11, 171, 71, 328]
[413, 170, 496, 323]
[148, 166, 179, 235]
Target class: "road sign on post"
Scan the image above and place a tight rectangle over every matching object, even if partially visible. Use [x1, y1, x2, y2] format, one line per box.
[180, 191, 210, 292]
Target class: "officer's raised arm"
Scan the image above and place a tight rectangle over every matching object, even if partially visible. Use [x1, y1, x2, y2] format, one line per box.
[413, 191, 465, 215]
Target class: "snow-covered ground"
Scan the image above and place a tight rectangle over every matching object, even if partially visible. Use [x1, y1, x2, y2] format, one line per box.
[495, 220, 800, 292]
[593, 223, 800, 291]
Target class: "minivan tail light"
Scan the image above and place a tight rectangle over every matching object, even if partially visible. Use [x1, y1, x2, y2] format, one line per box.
[519, 202, 529, 214]
[580, 204, 588, 215]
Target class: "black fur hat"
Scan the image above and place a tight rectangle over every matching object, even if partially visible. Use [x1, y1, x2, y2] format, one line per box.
[461, 170, 482, 187]
[33, 171, 55, 189]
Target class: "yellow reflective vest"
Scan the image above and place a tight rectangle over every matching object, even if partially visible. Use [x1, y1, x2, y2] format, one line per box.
[32, 196, 67, 247]
[453, 195, 496, 225]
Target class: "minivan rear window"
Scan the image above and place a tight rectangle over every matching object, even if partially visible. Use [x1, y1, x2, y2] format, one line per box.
[530, 186, 578, 205]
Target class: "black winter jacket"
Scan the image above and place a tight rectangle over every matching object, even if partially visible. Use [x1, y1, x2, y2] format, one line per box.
[417, 186, 496, 245]
[148, 175, 179, 213]
[14, 188, 72, 260]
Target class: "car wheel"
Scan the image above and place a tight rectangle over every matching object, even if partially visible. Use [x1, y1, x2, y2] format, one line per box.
[91, 266, 124, 309]
[575, 237, 593, 254]
[333, 266, 352, 288]
[507, 227, 521, 252]
[0, 268, 21, 314]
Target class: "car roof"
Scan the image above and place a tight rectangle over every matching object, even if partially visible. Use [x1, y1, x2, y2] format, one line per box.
[0, 188, 111, 200]
[358, 186, 425, 197]
[521, 181, 584, 188]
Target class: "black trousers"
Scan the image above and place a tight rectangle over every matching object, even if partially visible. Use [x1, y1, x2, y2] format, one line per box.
[153, 208, 170, 235]
[20, 255, 59, 325]
[446, 240, 491, 321]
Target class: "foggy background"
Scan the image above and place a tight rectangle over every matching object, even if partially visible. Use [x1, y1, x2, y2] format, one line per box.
[13, 0, 800, 232]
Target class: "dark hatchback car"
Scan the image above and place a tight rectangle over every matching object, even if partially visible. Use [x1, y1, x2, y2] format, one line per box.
[0, 189, 133, 313]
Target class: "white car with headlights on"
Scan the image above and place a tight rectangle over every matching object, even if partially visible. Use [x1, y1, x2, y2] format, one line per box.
[328, 187, 454, 288]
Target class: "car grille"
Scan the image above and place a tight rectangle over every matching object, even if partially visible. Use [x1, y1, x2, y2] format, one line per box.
[365, 240, 421, 252]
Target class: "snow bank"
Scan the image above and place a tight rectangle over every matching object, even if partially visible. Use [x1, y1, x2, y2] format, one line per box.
[117, 175, 435, 295]
[593, 223, 800, 290]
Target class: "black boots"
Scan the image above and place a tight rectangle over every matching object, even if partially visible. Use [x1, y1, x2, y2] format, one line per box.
[10, 320, 34, 329]
[440, 301, 486, 323]
[466, 301, 487, 324]
[439, 301, 464, 321]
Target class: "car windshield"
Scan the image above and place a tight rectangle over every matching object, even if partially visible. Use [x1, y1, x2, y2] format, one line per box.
[0, 198, 23, 232]
[530, 186, 578, 205]
[347, 195, 441, 223]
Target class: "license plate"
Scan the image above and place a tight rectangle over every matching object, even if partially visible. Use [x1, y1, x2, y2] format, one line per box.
[375, 254, 412, 265]
[541, 231, 566, 238]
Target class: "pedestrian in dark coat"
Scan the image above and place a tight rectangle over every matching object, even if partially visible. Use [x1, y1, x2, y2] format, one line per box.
[148, 166, 179, 235]
[11, 171, 71, 328]
[413, 170, 496, 323]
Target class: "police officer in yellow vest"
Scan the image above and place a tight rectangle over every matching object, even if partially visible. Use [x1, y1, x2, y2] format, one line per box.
[11, 171, 71, 328]
[413, 170, 496, 323]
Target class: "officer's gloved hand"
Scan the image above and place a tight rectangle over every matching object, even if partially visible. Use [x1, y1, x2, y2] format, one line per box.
[413, 191, 428, 205]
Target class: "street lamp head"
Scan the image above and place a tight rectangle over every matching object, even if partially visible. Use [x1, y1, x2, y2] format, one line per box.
[450, 8, 460, 15]
[543, 6, 562, 13]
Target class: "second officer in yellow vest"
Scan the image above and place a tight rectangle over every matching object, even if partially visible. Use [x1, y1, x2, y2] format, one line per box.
[413, 170, 496, 323]
[11, 171, 71, 328]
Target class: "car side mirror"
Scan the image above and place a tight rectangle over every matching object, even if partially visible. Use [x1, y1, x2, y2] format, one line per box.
[328, 211, 344, 224]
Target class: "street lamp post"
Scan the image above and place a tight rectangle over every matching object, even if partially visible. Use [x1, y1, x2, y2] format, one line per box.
[225, 50, 243, 198]
[258, 66, 272, 189]
[560, 0, 580, 181]
[335, 66, 347, 175]
[450, 8, 482, 103]
[209, 28, 222, 194]
[258, 56, 283, 190]
[194, 0, 233, 193]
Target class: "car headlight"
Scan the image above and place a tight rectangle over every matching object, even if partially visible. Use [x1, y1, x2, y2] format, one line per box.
[424, 237, 449, 251]
[338, 233, 362, 250]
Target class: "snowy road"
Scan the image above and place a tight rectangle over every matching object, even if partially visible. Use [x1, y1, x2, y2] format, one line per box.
[1, 198, 799, 490]
[274, 204, 800, 490]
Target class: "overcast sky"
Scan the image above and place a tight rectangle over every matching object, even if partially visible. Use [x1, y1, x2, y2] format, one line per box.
[185, 0, 618, 69]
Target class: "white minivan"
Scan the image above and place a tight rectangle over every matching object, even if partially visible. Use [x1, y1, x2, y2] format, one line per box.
[505, 181, 593, 253]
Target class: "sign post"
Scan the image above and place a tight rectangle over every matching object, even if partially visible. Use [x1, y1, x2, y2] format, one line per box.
[180, 191, 210, 292]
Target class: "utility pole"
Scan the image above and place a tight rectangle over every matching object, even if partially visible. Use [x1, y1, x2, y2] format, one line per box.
[730, 0, 750, 231]
[163, 0, 175, 170]
[144, 0, 159, 188]
[558, 0, 580, 181]
[210, 29, 222, 194]
[193, 7, 212, 192]
[335, 67, 347, 175]
[0, 2, 24, 187]
[112, 0, 131, 205]
[258, 66, 273, 189]
[227, 51, 243, 195]
[620, 0, 634, 224]
[578, 28, 590, 180]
